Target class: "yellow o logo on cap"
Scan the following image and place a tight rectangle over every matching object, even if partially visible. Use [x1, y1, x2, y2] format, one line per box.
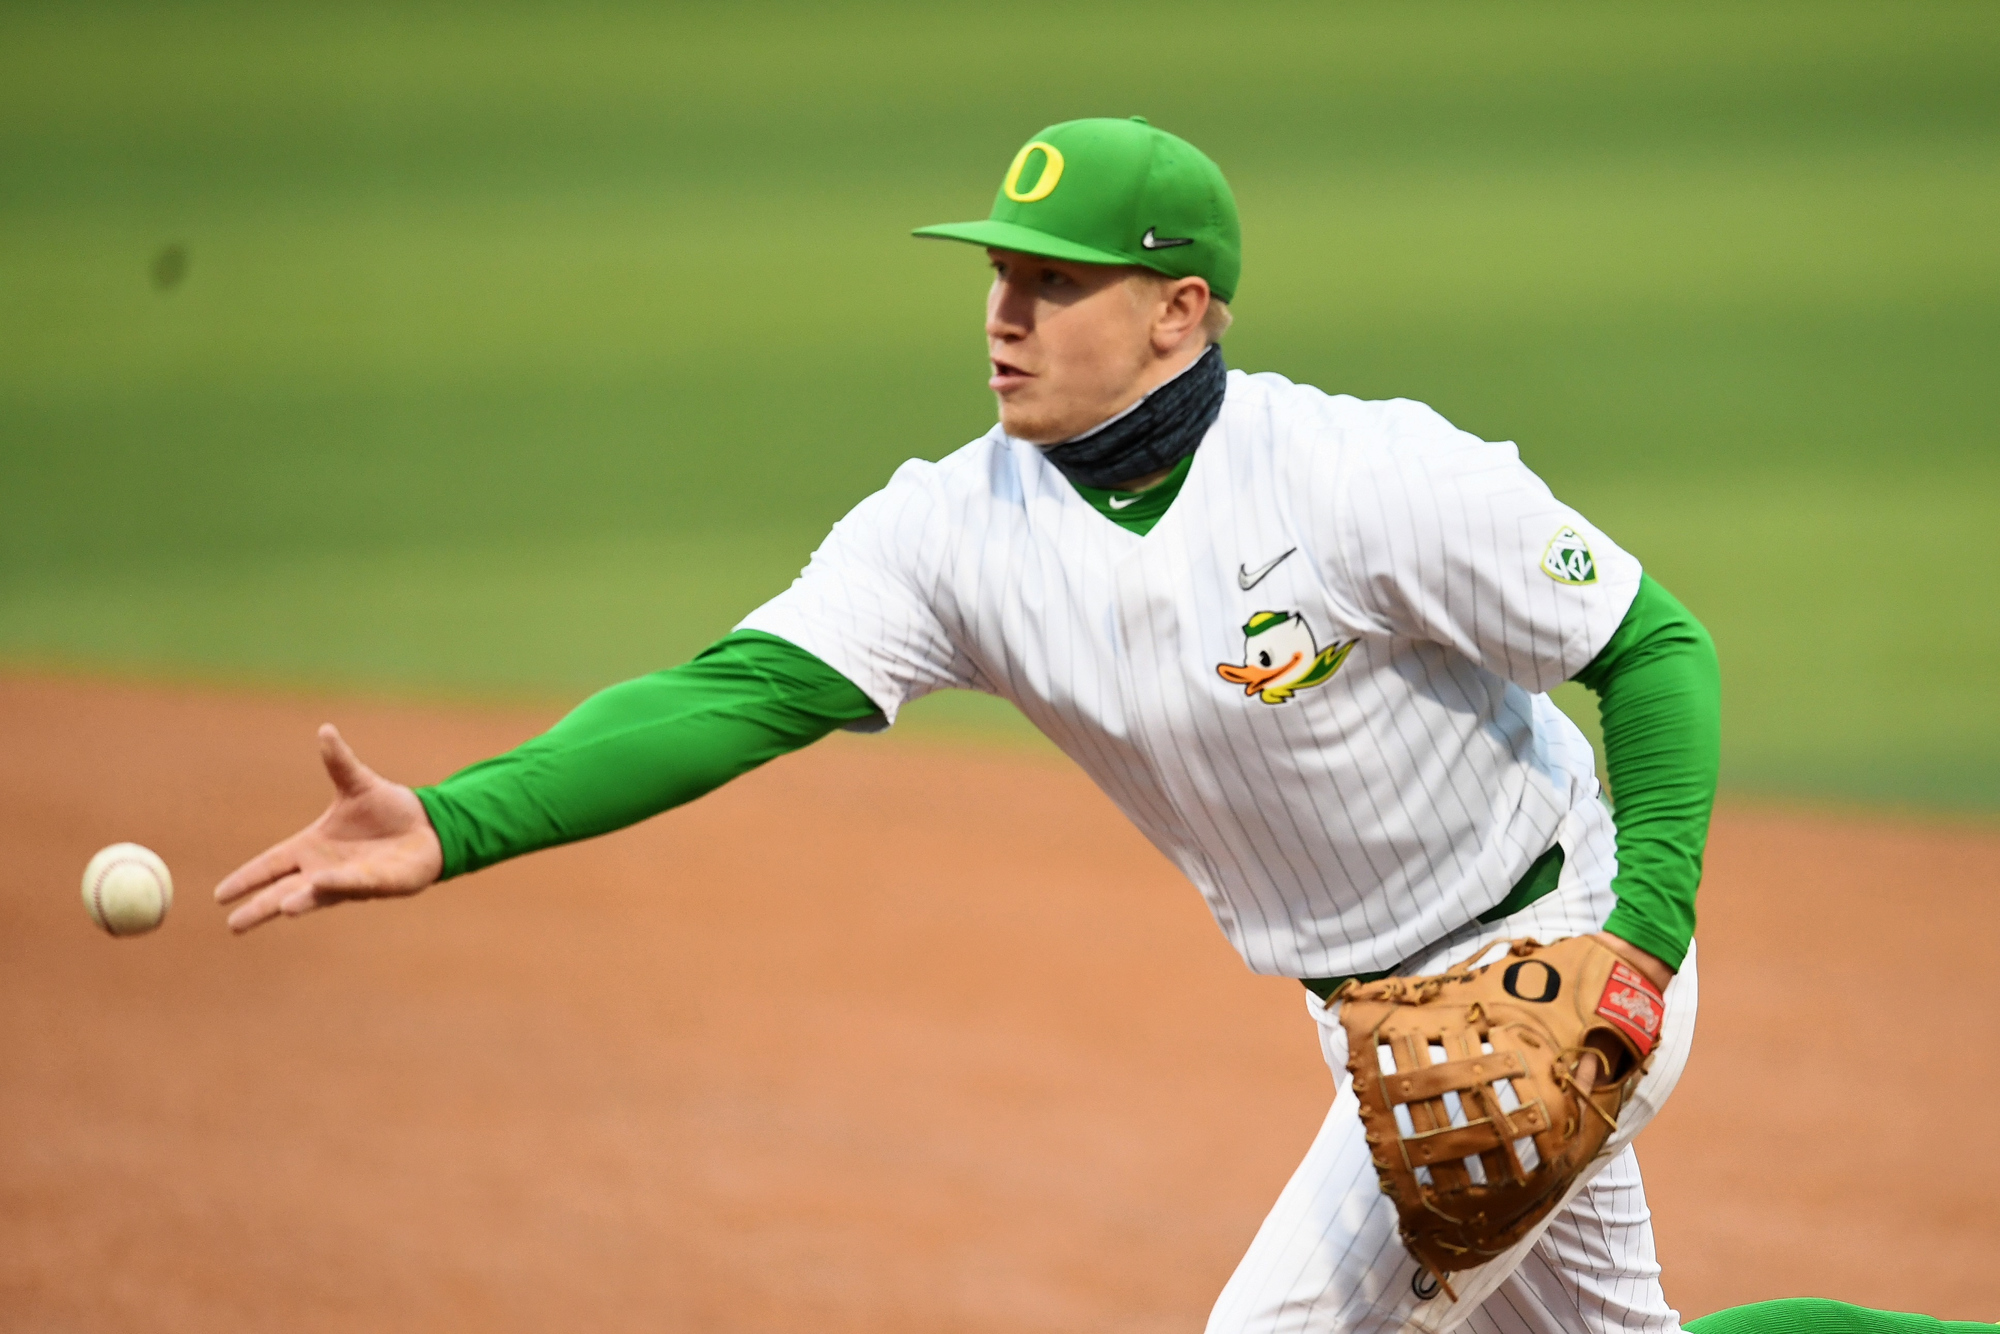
[1002, 141, 1065, 202]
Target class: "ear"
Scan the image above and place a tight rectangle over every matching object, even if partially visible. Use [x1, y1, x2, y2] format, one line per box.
[1149, 275, 1212, 355]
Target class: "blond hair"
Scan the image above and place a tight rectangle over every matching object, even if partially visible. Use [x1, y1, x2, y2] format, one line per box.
[1202, 298, 1233, 342]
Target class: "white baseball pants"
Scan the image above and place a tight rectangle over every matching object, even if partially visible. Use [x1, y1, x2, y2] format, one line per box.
[1207, 879, 1700, 1334]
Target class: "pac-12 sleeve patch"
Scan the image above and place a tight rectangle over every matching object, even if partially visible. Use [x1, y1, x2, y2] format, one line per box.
[1594, 961, 1665, 1057]
[1540, 526, 1598, 585]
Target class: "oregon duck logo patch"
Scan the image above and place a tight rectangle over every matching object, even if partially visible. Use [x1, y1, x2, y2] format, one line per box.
[1216, 611, 1356, 705]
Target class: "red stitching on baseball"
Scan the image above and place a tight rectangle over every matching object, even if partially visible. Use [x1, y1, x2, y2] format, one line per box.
[91, 855, 156, 936]
[91, 867, 112, 934]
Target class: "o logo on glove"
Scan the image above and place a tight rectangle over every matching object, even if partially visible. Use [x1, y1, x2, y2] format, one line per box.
[1003, 141, 1065, 202]
[1502, 959, 1561, 1003]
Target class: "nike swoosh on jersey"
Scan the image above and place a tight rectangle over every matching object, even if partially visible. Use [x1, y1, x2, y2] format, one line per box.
[1140, 227, 1194, 250]
[1237, 547, 1297, 591]
[1107, 494, 1142, 509]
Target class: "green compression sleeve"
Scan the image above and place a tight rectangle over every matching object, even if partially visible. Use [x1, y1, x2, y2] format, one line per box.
[415, 630, 880, 879]
[1571, 574, 1721, 971]
[1686, 1299, 1997, 1334]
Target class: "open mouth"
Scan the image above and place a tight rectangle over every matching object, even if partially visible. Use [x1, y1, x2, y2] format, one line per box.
[989, 358, 1033, 392]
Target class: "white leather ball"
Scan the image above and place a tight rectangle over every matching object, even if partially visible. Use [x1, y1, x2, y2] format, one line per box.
[82, 843, 174, 937]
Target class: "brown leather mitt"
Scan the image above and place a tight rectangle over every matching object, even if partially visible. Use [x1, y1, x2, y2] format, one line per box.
[1336, 935, 1666, 1296]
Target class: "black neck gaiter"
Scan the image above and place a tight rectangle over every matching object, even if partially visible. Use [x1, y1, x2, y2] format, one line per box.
[1039, 344, 1227, 490]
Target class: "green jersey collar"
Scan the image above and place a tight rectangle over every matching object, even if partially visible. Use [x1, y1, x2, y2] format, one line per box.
[1068, 450, 1197, 536]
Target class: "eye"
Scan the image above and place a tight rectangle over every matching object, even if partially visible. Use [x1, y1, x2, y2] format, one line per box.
[1258, 651, 1272, 667]
[1040, 268, 1070, 287]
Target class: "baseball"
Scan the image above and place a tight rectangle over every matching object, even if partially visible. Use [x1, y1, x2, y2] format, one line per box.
[81, 843, 174, 936]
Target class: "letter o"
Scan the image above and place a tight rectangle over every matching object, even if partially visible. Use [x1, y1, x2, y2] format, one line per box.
[1502, 959, 1561, 1003]
[1003, 141, 1065, 202]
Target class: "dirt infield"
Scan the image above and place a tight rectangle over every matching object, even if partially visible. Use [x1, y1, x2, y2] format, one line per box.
[4, 674, 1997, 1331]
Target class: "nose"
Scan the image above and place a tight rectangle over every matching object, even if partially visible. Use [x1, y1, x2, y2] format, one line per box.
[986, 272, 1032, 343]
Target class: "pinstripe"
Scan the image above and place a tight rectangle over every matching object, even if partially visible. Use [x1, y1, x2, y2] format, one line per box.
[741, 371, 1644, 980]
[1205, 890, 1695, 1334]
[738, 371, 1679, 1322]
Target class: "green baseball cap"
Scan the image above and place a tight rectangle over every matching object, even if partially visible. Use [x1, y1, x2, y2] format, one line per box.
[913, 116, 1241, 303]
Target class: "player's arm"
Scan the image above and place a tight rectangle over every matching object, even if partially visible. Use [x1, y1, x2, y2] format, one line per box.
[1325, 406, 1717, 992]
[418, 630, 877, 876]
[214, 631, 878, 932]
[1571, 573, 1720, 985]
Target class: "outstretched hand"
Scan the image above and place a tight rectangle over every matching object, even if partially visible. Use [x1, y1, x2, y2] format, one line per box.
[215, 725, 444, 933]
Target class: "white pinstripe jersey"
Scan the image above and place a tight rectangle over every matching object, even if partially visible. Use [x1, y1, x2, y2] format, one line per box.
[740, 370, 1643, 978]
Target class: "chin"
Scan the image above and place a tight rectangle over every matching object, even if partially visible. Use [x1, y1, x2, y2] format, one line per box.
[996, 406, 1052, 444]
[997, 396, 1075, 446]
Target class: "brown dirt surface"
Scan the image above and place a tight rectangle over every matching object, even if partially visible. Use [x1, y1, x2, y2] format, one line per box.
[3, 674, 1998, 1332]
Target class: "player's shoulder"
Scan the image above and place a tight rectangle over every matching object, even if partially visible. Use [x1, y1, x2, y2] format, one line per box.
[873, 424, 1040, 512]
[1223, 369, 1516, 473]
[814, 430, 1018, 574]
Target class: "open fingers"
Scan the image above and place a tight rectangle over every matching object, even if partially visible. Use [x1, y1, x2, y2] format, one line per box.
[225, 869, 315, 933]
[227, 869, 362, 932]
[219, 726, 362, 905]
[215, 838, 304, 905]
[226, 857, 419, 931]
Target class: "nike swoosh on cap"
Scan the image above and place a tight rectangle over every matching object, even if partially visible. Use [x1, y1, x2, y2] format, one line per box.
[1237, 547, 1297, 591]
[1140, 227, 1194, 250]
[1107, 494, 1142, 509]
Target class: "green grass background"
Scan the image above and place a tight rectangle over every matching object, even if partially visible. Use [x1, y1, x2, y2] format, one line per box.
[3, 1, 1996, 809]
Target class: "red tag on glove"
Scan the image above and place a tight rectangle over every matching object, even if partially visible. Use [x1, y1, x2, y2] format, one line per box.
[1595, 961, 1665, 1057]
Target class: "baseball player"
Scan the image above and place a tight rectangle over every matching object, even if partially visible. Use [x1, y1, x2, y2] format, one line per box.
[216, 116, 1737, 1332]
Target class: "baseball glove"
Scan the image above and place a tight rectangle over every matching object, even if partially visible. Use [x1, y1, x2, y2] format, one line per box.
[1335, 935, 1666, 1297]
